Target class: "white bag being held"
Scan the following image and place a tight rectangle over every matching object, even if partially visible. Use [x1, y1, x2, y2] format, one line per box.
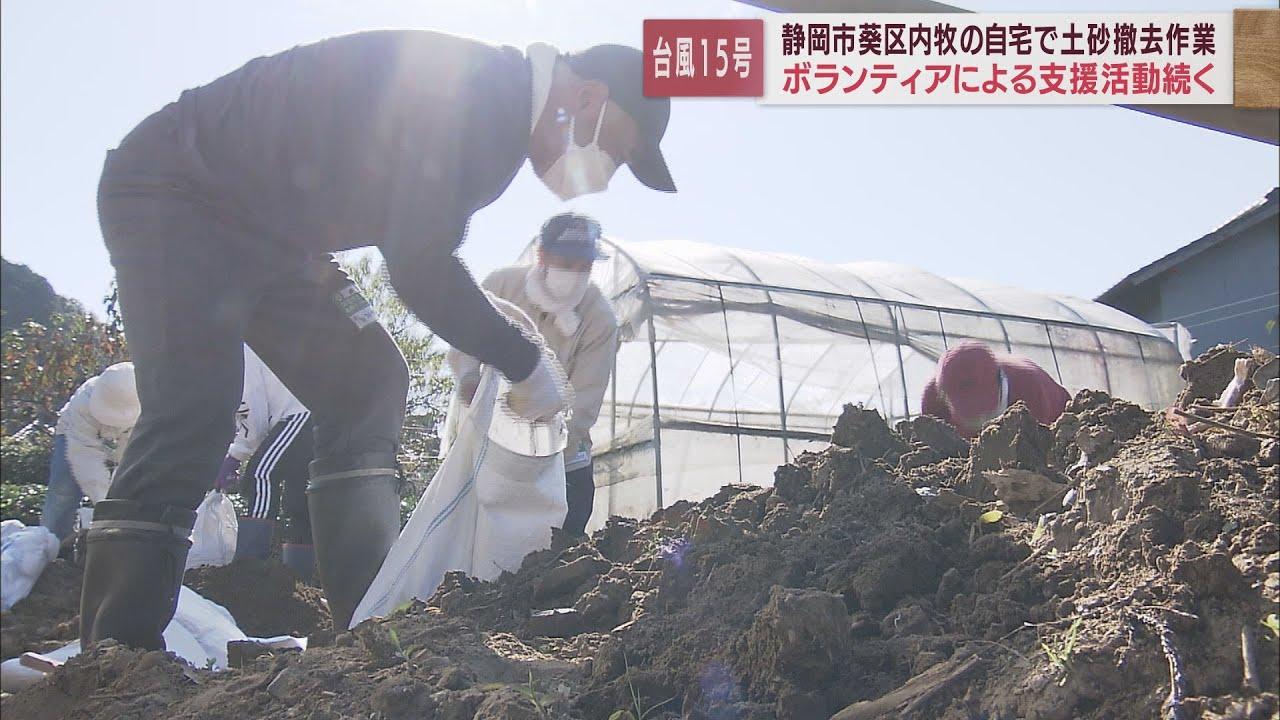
[352, 364, 568, 629]
[186, 490, 238, 569]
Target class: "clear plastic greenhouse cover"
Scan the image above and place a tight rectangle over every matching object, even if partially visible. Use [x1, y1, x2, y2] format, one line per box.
[519, 238, 1184, 532]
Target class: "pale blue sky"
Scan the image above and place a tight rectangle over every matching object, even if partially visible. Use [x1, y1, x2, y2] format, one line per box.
[2, 0, 1276, 316]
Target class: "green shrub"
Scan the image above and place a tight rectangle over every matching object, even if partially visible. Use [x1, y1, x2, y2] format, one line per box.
[396, 418, 442, 527]
[0, 482, 46, 525]
[1, 425, 54, 486]
[2, 312, 128, 434]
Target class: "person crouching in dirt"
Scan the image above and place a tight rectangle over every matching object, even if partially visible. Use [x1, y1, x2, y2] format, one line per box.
[921, 341, 1070, 438]
[211, 346, 317, 580]
[86, 29, 677, 645]
[39, 363, 140, 542]
[42, 352, 313, 559]
[451, 213, 618, 537]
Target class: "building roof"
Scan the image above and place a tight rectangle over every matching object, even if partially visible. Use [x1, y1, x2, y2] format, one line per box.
[1097, 187, 1280, 304]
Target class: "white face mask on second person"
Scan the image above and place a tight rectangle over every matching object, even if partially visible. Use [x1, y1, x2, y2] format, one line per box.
[539, 104, 619, 202]
[543, 267, 590, 304]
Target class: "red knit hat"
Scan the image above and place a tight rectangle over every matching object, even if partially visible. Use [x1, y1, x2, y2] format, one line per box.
[936, 342, 1000, 423]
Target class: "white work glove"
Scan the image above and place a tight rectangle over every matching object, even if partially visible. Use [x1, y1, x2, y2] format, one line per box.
[506, 353, 570, 422]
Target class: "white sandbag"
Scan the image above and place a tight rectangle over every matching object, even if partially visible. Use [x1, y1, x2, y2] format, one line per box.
[0, 585, 308, 692]
[1216, 357, 1253, 407]
[351, 367, 568, 629]
[186, 490, 237, 569]
[472, 432, 571, 580]
[1, 520, 61, 612]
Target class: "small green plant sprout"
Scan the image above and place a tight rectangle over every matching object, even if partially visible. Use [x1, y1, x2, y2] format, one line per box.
[1262, 613, 1280, 641]
[614, 650, 677, 720]
[1041, 617, 1083, 686]
[387, 627, 415, 662]
[519, 670, 550, 719]
[204, 657, 217, 671]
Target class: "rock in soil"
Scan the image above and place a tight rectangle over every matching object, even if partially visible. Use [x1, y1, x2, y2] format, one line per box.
[739, 586, 850, 697]
[832, 404, 907, 461]
[185, 558, 329, 638]
[526, 608, 586, 638]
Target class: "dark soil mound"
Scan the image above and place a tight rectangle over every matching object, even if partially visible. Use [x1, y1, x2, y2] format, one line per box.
[186, 559, 329, 639]
[5, 348, 1277, 720]
[1, 559, 81, 661]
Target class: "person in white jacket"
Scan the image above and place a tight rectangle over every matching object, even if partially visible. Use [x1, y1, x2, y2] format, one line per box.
[454, 213, 618, 536]
[39, 363, 140, 541]
[211, 346, 314, 577]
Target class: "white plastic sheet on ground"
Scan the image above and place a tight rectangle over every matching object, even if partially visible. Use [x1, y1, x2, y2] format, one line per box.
[1, 520, 60, 612]
[0, 586, 306, 692]
[351, 366, 568, 630]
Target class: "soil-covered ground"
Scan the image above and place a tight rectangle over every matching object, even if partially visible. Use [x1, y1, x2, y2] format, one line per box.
[3, 345, 1277, 719]
[1, 560, 82, 662]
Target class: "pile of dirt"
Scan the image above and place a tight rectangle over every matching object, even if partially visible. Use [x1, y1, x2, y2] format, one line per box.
[0, 556, 329, 666]
[186, 559, 330, 639]
[1178, 345, 1250, 408]
[4, 348, 1278, 720]
[1, 560, 81, 661]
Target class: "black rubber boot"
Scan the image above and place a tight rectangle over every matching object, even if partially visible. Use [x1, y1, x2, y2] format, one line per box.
[233, 517, 275, 561]
[79, 500, 196, 651]
[307, 453, 401, 632]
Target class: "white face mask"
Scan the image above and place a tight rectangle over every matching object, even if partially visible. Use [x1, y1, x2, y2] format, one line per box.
[538, 104, 619, 202]
[543, 267, 590, 303]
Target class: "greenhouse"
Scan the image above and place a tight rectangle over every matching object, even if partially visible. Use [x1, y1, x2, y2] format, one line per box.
[521, 239, 1187, 531]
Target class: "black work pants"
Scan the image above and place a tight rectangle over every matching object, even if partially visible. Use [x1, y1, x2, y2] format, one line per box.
[98, 121, 408, 515]
[563, 463, 595, 537]
[240, 412, 315, 543]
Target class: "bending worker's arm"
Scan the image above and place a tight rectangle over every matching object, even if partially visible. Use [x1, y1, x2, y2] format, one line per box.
[377, 82, 540, 386]
[383, 239, 540, 383]
[62, 415, 114, 504]
[567, 316, 618, 446]
[228, 349, 269, 463]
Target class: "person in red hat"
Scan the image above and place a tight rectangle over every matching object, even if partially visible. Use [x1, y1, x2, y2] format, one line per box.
[921, 341, 1071, 438]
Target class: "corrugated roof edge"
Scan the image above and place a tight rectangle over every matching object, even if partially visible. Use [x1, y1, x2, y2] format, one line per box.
[1096, 187, 1280, 304]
